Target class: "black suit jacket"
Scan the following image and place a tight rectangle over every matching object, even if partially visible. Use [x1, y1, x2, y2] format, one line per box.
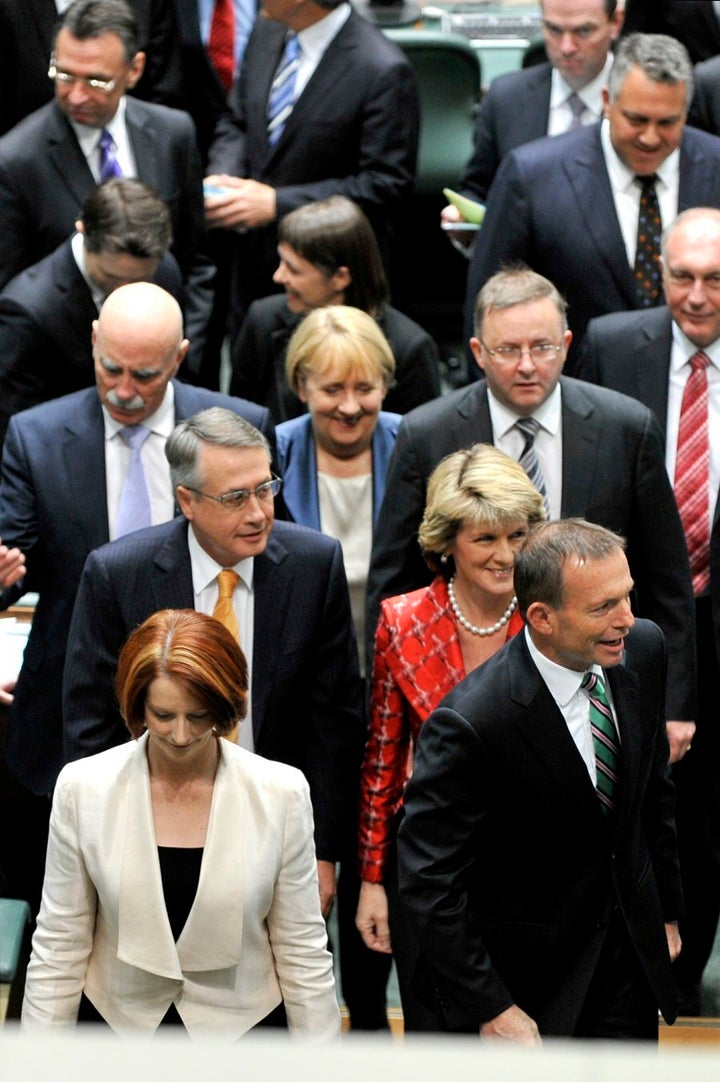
[689, 55, 720, 137]
[207, 10, 419, 310]
[576, 305, 720, 673]
[0, 98, 214, 376]
[397, 623, 680, 1033]
[622, 0, 720, 65]
[230, 294, 440, 424]
[366, 376, 696, 720]
[0, 382, 273, 795]
[458, 62, 551, 203]
[0, 0, 185, 136]
[0, 237, 183, 448]
[62, 516, 364, 860]
[464, 123, 720, 368]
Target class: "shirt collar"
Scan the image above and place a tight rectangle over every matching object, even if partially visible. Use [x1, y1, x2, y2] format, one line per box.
[297, 2, 350, 61]
[69, 94, 127, 158]
[187, 523, 255, 594]
[600, 115, 681, 194]
[525, 626, 603, 707]
[487, 381, 562, 440]
[549, 54, 613, 116]
[71, 230, 105, 309]
[670, 320, 720, 370]
[101, 380, 176, 440]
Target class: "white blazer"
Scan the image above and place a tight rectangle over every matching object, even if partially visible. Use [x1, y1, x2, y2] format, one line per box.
[22, 733, 340, 1041]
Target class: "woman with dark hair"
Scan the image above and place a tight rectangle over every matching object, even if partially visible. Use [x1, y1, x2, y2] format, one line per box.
[356, 444, 545, 1029]
[22, 609, 339, 1039]
[230, 195, 441, 423]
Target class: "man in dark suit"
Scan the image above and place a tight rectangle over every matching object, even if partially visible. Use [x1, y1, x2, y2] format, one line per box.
[576, 206, 720, 1014]
[0, 0, 184, 136]
[0, 0, 214, 378]
[0, 283, 272, 799]
[367, 267, 696, 742]
[688, 54, 720, 138]
[442, 0, 623, 218]
[397, 519, 681, 1040]
[62, 407, 363, 941]
[0, 177, 183, 449]
[203, 0, 418, 332]
[464, 32, 720, 370]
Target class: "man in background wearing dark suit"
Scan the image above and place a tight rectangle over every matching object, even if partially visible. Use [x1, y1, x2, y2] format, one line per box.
[0, 283, 272, 913]
[203, 0, 419, 334]
[367, 267, 696, 753]
[464, 33, 720, 370]
[442, 0, 623, 219]
[0, 0, 214, 379]
[0, 177, 182, 448]
[577, 206, 720, 1013]
[398, 519, 681, 1040]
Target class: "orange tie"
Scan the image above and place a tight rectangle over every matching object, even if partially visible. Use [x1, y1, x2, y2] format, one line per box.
[213, 570, 241, 741]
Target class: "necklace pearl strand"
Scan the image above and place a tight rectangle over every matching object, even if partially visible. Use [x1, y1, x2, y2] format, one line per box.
[447, 576, 517, 637]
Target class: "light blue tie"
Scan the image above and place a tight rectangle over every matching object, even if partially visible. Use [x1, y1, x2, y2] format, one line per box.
[98, 129, 123, 182]
[267, 33, 300, 147]
[115, 425, 152, 537]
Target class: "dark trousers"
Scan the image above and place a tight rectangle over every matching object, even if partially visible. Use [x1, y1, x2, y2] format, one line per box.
[672, 596, 720, 998]
[336, 862, 392, 1030]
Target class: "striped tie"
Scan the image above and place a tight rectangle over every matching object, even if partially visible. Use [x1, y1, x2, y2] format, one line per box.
[267, 33, 300, 147]
[98, 129, 123, 183]
[581, 671, 621, 815]
[515, 417, 550, 517]
[674, 350, 711, 596]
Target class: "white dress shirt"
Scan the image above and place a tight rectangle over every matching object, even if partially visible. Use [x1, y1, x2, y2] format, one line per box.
[70, 96, 137, 182]
[103, 382, 176, 539]
[526, 627, 620, 785]
[600, 117, 680, 268]
[187, 527, 255, 750]
[547, 55, 613, 136]
[488, 382, 563, 521]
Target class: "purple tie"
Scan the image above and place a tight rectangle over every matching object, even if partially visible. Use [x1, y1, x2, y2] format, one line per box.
[115, 424, 152, 537]
[98, 129, 123, 183]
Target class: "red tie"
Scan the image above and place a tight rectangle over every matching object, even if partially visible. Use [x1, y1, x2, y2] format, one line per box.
[674, 350, 711, 595]
[208, 0, 235, 93]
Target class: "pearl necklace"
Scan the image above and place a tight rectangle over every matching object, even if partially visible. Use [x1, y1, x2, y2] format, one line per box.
[447, 576, 517, 638]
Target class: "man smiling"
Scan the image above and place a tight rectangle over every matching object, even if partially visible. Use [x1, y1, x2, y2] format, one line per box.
[398, 519, 682, 1040]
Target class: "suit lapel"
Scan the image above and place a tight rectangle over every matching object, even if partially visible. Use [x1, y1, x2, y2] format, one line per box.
[62, 393, 111, 552]
[628, 313, 672, 441]
[282, 421, 321, 528]
[251, 533, 292, 740]
[46, 104, 95, 209]
[149, 519, 196, 610]
[558, 379, 602, 518]
[562, 128, 637, 307]
[125, 99, 160, 190]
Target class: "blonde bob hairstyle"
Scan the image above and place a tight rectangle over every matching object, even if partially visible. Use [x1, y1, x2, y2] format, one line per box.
[419, 443, 546, 577]
[116, 609, 248, 738]
[285, 305, 396, 395]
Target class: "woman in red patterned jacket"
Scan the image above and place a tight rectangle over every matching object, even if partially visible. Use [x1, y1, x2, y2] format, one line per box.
[356, 443, 545, 1029]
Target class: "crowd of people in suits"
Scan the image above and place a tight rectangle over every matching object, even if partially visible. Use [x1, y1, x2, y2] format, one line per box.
[2, 0, 720, 1044]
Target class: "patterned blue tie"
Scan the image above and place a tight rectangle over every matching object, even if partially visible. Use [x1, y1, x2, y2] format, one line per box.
[515, 417, 550, 517]
[115, 425, 152, 537]
[98, 129, 123, 182]
[267, 33, 300, 147]
[581, 671, 621, 815]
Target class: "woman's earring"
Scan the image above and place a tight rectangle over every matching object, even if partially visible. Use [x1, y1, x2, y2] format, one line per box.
[440, 552, 448, 565]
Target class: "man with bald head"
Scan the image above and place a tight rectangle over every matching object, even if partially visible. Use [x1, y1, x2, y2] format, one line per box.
[578, 206, 720, 1013]
[0, 281, 272, 910]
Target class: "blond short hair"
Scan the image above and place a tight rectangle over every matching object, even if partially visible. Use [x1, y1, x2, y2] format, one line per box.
[419, 443, 546, 576]
[285, 306, 396, 394]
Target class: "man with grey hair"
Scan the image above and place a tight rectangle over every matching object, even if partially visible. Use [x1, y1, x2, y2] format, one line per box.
[62, 405, 364, 960]
[464, 32, 720, 370]
[0, 177, 182, 448]
[367, 266, 695, 763]
[578, 205, 720, 1013]
[398, 518, 682, 1040]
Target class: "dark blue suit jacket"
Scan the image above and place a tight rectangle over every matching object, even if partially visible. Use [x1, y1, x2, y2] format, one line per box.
[0, 98, 214, 375]
[0, 382, 273, 794]
[398, 621, 680, 1032]
[459, 62, 551, 202]
[62, 516, 364, 860]
[276, 411, 400, 530]
[0, 237, 183, 448]
[465, 123, 720, 369]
